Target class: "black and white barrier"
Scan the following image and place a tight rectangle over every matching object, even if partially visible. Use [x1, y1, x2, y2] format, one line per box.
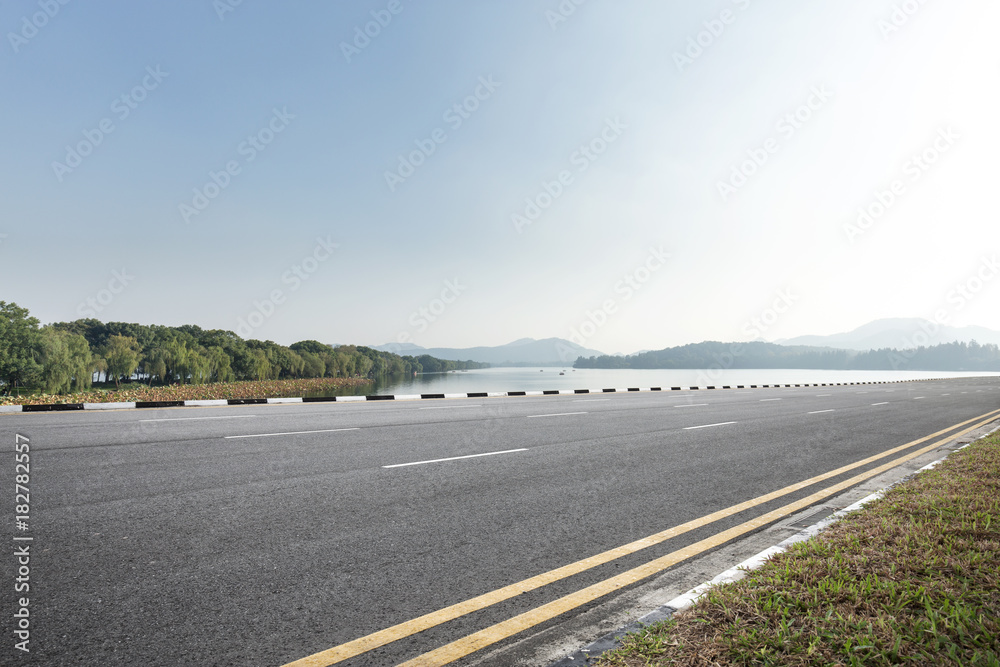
[0, 380, 924, 413]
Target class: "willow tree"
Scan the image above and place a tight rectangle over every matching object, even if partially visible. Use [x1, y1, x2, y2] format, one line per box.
[66, 332, 96, 391]
[103, 335, 142, 388]
[39, 328, 75, 394]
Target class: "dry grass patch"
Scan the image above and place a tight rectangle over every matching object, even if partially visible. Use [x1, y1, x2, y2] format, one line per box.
[0, 376, 372, 405]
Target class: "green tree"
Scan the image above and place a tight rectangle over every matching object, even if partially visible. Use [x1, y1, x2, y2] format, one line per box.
[207, 346, 234, 383]
[0, 302, 43, 395]
[66, 331, 96, 391]
[161, 339, 189, 384]
[39, 327, 75, 394]
[249, 349, 271, 380]
[290, 340, 334, 356]
[143, 347, 167, 386]
[298, 350, 326, 378]
[92, 356, 107, 385]
[103, 335, 142, 388]
[187, 347, 211, 384]
[37, 328, 93, 394]
[52, 318, 108, 352]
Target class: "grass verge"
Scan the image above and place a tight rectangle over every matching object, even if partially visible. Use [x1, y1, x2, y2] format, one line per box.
[597, 429, 1000, 667]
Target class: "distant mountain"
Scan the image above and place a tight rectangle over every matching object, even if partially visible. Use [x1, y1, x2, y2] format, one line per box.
[574, 339, 1000, 371]
[777, 318, 1000, 351]
[373, 338, 605, 365]
[575, 341, 850, 370]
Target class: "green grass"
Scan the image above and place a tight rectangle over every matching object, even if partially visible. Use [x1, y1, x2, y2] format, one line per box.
[597, 430, 1000, 667]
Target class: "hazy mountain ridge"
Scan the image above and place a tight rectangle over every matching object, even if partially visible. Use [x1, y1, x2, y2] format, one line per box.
[777, 318, 1000, 350]
[372, 320, 1000, 367]
[574, 339, 1000, 372]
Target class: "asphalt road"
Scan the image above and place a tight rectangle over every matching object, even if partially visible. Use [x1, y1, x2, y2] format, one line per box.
[2, 377, 998, 666]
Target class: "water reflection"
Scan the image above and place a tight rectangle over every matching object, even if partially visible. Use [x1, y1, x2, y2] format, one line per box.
[302, 372, 454, 397]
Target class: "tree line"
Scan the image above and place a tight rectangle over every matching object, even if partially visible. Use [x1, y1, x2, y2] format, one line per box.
[573, 340, 1000, 371]
[0, 301, 487, 395]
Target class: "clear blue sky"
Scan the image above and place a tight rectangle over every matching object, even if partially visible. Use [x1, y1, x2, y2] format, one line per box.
[2, 1, 998, 354]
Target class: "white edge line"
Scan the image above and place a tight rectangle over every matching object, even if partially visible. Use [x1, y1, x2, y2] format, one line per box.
[526, 412, 588, 418]
[683, 421, 737, 430]
[225, 427, 359, 439]
[383, 448, 528, 468]
[419, 405, 483, 410]
[142, 415, 257, 423]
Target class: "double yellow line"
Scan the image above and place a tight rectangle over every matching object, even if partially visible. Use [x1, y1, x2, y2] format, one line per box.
[284, 409, 1000, 667]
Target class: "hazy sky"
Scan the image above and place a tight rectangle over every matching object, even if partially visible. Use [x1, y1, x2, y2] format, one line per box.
[3, 1, 998, 354]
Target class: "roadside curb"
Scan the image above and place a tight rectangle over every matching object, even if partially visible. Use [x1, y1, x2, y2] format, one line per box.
[0, 379, 926, 413]
[547, 422, 1000, 666]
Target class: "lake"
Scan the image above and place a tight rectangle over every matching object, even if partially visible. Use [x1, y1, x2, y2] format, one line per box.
[316, 367, 1000, 397]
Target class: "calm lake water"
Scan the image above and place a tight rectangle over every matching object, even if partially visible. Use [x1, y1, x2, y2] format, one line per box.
[315, 367, 1000, 397]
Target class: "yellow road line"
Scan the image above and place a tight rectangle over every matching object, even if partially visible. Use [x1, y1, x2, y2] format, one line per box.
[399, 411, 1000, 667]
[282, 409, 1000, 667]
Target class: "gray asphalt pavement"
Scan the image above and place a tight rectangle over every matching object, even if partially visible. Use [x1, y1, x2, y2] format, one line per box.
[2, 377, 998, 666]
